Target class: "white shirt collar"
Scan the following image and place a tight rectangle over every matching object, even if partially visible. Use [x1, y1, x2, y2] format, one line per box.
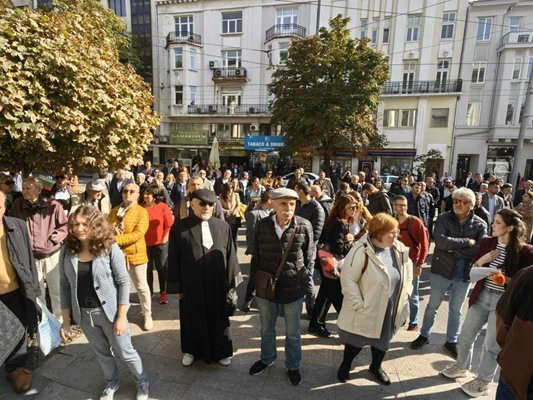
[272, 214, 290, 239]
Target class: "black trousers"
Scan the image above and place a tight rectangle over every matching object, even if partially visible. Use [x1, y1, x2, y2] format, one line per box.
[0, 289, 28, 372]
[310, 276, 343, 325]
[147, 243, 169, 294]
[341, 343, 387, 369]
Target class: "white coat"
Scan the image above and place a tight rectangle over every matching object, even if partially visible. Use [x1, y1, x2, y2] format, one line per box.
[337, 235, 413, 339]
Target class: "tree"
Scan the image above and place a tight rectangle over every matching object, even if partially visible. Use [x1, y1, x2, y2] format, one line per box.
[0, 0, 160, 174]
[412, 149, 444, 179]
[269, 15, 389, 170]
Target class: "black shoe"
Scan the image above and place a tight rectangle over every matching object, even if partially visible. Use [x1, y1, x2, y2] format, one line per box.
[444, 341, 458, 358]
[249, 360, 273, 376]
[337, 363, 350, 383]
[369, 367, 391, 385]
[307, 323, 331, 338]
[288, 369, 302, 386]
[411, 334, 429, 349]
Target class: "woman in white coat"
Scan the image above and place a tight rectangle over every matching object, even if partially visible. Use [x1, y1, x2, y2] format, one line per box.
[337, 213, 413, 385]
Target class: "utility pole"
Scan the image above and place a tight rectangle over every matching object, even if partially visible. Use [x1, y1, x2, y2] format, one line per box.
[316, 0, 321, 35]
[510, 71, 533, 186]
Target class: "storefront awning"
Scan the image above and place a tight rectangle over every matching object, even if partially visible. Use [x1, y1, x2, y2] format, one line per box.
[366, 149, 416, 156]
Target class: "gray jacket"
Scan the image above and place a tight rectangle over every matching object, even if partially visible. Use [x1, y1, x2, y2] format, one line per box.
[59, 243, 130, 324]
[244, 206, 271, 255]
[481, 192, 505, 221]
[431, 211, 487, 280]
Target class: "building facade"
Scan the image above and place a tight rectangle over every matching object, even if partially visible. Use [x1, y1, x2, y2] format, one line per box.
[452, 0, 533, 184]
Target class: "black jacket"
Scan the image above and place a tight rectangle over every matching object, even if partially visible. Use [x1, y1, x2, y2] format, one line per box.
[407, 192, 430, 226]
[109, 177, 134, 208]
[2, 216, 40, 331]
[431, 211, 487, 280]
[296, 198, 325, 245]
[367, 191, 392, 215]
[474, 205, 491, 228]
[250, 215, 313, 304]
[323, 219, 352, 257]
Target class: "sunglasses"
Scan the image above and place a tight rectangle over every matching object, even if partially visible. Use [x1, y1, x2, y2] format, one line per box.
[199, 201, 214, 207]
[453, 199, 470, 206]
[123, 190, 137, 194]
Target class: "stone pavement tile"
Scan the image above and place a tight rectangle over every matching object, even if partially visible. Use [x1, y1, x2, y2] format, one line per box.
[399, 373, 496, 399]
[146, 378, 188, 399]
[35, 380, 95, 400]
[187, 366, 266, 397]
[131, 330, 169, 354]
[34, 352, 77, 378]
[180, 385, 257, 400]
[140, 353, 204, 385]
[150, 337, 181, 360]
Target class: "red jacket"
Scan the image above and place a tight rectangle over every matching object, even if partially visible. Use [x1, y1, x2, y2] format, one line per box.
[397, 216, 429, 267]
[144, 202, 173, 247]
[469, 236, 533, 307]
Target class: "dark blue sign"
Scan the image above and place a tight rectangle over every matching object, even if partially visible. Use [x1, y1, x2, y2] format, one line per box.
[244, 135, 285, 151]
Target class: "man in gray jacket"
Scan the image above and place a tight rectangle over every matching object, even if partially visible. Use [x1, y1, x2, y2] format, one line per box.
[411, 187, 487, 357]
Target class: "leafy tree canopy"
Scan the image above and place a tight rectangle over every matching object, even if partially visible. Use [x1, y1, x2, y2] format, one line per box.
[270, 15, 389, 159]
[0, 0, 160, 174]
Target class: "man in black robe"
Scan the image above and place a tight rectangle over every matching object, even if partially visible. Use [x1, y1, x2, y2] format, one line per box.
[167, 189, 242, 366]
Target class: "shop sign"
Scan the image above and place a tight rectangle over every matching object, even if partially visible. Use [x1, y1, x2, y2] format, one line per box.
[367, 148, 416, 156]
[244, 135, 284, 151]
[169, 131, 208, 145]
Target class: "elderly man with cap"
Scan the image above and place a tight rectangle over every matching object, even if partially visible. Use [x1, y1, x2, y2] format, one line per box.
[167, 189, 242, 367]
[248, 188, 314, 386]
[70, 180, 111, 217]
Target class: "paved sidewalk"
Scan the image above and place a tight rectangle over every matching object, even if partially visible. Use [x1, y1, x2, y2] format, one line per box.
[0, 238, 497, 399]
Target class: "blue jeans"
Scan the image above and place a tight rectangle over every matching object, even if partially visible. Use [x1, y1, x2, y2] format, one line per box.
[420, 273, 470, 343]
[456, 289, 501, 382]
[256, 297, 303, 370]
[409, 276, 420, 327]
[496, 377, 516, 400]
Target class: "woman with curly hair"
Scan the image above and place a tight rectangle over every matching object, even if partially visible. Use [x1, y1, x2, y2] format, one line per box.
[59, 206, 149, 400]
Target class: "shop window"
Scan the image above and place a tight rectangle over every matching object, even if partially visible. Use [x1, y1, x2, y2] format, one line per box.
[430, 108, 449, 127]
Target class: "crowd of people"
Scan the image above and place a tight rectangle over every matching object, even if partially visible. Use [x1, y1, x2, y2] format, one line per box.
[0, 162, 532, 400]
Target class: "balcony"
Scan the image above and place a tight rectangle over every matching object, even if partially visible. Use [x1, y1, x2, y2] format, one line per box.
[188, 104, 269, 115]
[265, 24, 306, 42]
[212, 67, 247, 81]
[166, 31, 202, 48]
[499, 31, 533, 50]
[381, 79, 462, 96]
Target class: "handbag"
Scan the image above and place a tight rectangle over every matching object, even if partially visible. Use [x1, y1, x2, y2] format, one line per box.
[36, 298, 62, 356]
[255, 221, 297, 300]
[317, 248, 342, 280]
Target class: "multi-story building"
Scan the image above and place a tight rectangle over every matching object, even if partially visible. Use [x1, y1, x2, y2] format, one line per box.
[452, 0, 533, 184]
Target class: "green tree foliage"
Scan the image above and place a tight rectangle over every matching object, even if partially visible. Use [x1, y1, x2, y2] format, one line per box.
[0, 0, 160, 174]
[270, 16, 389, 167]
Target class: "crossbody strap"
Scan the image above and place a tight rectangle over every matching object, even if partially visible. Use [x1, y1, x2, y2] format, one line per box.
[274, 220, 298, 280]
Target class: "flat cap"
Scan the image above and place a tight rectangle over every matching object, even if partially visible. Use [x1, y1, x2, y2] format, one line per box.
[191, 189, 218, 203]
[86, 181, 105, 191]
[270, 187, 298, 200]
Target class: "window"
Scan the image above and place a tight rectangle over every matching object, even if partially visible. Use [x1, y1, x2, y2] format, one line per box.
[174, 85, 183, 105]
[477, 17, 493, 41]
[471, 62, 486, 83]
[430, 108, 449, 127]
[383, 110, 398, 127]
[518, 34, 529, 43]
[371, 29, 378, 44]
[189, 86, 196, 105]
[505, 103, 515, 125]
[509, 17, 520, 33]
[360, 19, 367, 39]
[512, 57, 522, 80]
[276, 8, 298, 26]
[441, 12, 456, 39]
[175, 15, 193, 35]
[436, 59, 450, 86]
[174, 47, 183, 68]
[402, 62, 416, 92]
[109, 0, 126, 17]
[528, 57, 533, 79]
[231, 124, 242, 138]
[189, 48, 197, 70]
[279, 42, 289, 65]
[400, 110, 417, 127]
[222, 50, 241, 68]
[383, 28, 389, 43]
[222, 11, 242, 34]
[466, 102, 481, 126]
[406, 16, 420, 41]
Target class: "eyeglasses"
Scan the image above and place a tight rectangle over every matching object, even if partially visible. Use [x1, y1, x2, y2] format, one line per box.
[453, 199, 470, 206]
[123, 190, 137, 194]
[199, 201, 214, 207]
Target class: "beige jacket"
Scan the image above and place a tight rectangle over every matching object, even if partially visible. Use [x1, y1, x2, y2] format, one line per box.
[337, 235, 413, 339]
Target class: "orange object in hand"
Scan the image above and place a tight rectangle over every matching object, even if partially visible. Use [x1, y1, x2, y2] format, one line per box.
[490, 272, 506, 285]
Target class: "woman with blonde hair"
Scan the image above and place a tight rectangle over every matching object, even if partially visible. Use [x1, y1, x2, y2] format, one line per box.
[337, 213, 413, 385]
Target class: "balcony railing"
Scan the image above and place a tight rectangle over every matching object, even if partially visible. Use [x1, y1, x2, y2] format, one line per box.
[212, 67, 247, 80]
[381, 79, 462, 95]
[188, 104, 269, 115]
[265, 23, 306, 42]
[166, 31, 202, 47]
[500, 31, 533, 47]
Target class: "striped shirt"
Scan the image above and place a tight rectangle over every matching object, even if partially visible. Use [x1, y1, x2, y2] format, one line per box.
[483, 242, 507, 292]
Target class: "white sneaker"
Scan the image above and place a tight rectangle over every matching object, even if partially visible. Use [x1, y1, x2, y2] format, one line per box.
[136, 382, 149, 400]
[182, 353, 195, 367]
[218, 357, 231, 366]
[441, 363, 468, 379]
[461, 378, 490, 398]
[100, 381, 119, 400]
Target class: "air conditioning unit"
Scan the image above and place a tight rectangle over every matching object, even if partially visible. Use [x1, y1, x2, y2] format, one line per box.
[209, 61, 216, 69]
[235, 67, 243, 76]
[250, 124, 257, 131]
[214, 68, 222, 77]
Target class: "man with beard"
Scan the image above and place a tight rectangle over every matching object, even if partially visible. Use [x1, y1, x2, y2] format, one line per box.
[167, 189, 242, 367]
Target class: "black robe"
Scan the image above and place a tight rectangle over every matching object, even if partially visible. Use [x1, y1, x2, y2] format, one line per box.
[167, 214, 241, 362]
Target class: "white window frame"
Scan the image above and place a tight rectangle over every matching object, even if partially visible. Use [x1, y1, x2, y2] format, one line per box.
[406, 16, 420, 42]
[509, 17, 520, 33]
[189, 86, 196, 105]
[512, 57, 522, 80]
[276, 8, 298, 26]
[222, 11, 243, 34]
[189, 48, 197, 70]
[279, 42, 289, 65]
[174, 85, 183, 105]
[466, 102, 481, 126]
[471, 62, 486, 83]
[383, 28, 389, 43]
[383, 109, 398, 128]
[174, 47, 183, 69]
[360, 18, 367, 39]
[477, 17, 493, 41]
[175, 15, 193, 35]
[371, 29, 378, 44]
[222, 50, 242, 68]
[505, 102, 515, 125]
[441, 12, 456, 39]
[400, 109, 417, 127]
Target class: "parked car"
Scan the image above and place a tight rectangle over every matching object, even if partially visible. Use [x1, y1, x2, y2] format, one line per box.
[281, 172, 319, 187]
[379, 175, 399, 190]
